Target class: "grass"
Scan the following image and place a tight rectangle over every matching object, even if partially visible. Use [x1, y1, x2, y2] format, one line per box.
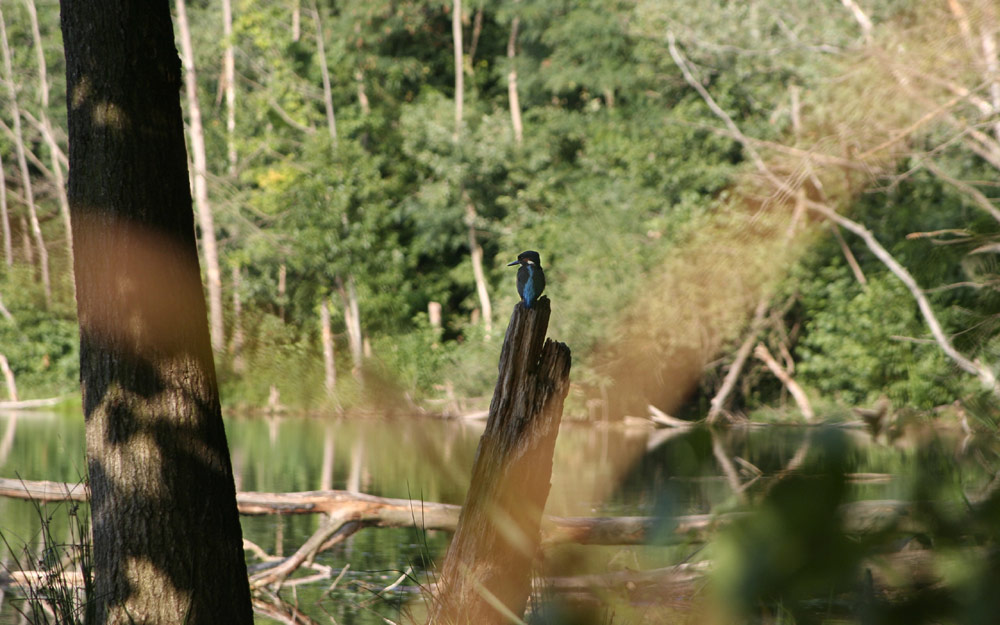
[0, 479, 93, 624]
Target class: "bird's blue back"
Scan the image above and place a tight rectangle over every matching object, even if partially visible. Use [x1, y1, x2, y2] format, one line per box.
[517, 263, 544, 308]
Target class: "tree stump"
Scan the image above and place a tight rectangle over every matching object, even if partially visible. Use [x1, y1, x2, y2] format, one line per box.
[431, 296, 572, 624]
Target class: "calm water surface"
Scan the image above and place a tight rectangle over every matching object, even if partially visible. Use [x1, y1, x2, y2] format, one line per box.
[0, 410, 986, 623]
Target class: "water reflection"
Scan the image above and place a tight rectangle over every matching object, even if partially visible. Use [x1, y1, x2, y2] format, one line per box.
[1, 412, 998, 623]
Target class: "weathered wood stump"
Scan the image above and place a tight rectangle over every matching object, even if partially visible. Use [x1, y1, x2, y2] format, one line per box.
[431, 296, 572, 624]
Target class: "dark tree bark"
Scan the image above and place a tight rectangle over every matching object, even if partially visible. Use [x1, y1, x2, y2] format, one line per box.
[60, 1, 253, 623]
[431, 297, 572, 625]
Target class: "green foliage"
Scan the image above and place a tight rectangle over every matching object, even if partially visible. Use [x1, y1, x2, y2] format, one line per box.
[0, 269, 79, 400]
[796, 272, 964, 408]
[4, 0, 999, 417]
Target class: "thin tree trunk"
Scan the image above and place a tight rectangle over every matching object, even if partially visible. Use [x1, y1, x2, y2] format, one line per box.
[230, 264, 245, 373]
[291, 0, 301, 42]
[0, 151, 11, 267]
[277, 262, 287, 321]
[0, 7, 49, 307]
[60, 0, 253, 621]
[452, 0, 463, 139]
[353, 22, 371, 117]
[320, 296, 336, 396]
[176, 0, 226, 354]
[222, 0, 237, 175]
[19, 215, 32, 265]
[0, 289, 12, 322]
[507, 15, 523, 144]
[25, 0, 72, 255]
[0, 353, 17, 402]
[311, 0, 337, 145]
[465, 200, 492, 337]
[355, 69, 370, 115]
[467, 6, 483, 72]
[338, 275, 363, 373]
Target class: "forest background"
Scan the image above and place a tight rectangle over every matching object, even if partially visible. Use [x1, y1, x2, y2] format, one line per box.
[1, 0, 998, 422]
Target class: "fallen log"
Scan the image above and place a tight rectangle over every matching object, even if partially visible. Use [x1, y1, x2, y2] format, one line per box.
[0, 477, 937, 546]
[0, 397, 64, 411]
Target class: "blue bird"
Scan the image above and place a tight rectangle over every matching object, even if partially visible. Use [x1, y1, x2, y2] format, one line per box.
[507, 250, 546, 308]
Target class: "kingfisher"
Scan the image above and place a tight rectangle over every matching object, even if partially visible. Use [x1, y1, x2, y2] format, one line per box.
[507, 250, 545, 308]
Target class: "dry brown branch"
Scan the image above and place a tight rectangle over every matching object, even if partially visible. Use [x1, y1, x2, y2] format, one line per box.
[707, 299, 769, 425]
[754, 343, 815, 421]
[832, 224, 868, 285]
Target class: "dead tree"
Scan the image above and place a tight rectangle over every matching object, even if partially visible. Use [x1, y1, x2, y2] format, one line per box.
[431, 296, 572, 625]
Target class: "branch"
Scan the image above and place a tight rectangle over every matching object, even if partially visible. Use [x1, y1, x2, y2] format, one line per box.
[839, 0, 873, 40]
[707, 299, 769, 424]
[922, 159, 1000, 225]
[805, 199, 999, 393]
[668, 33, 1000, 398]
[667, 33, 772, 179]
[754, 343, 815, 421]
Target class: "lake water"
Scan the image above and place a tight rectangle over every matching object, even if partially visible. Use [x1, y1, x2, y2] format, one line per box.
[0, 410, 991, 623]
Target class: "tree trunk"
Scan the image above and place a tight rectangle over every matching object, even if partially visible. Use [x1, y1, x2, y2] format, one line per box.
[59, 0, 254, 622]
[452, 0, 463, 139]
[467, 6, 484, 72]
[19, 215, 32, 265]
[465, 200, 492, 337]
[347, 275, 364, 373]
[176, 0, 226, 354]
[0, 289, 12, 322]
[291, 0, 301, 42]
[278, 262, 287, 321]
[507, 15, 523, 144]
[0, 6, 50, 307]
[0, 353, 17, 402]
[320, 296, 337, 396]
[431, 297, 572, 624]
[222, 0, 237, 175]
[338, 275, 363, 374]
[25, 0, 73, 256]
[0, 150, 11, 267]
[355, 69, 370, 115]
[230, 264, 245, 373]
[311, 0, 337, 145]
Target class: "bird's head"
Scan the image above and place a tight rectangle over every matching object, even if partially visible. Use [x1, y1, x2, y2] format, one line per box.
[507, 250, 542, 267]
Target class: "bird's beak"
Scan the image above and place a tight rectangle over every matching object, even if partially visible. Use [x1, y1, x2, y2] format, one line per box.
[507, 260, 520, 266]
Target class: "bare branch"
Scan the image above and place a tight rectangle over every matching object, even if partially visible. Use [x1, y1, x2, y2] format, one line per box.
[667, 33, 772, 179]
[805, 199, 998, 393]
[922, 159, 1000, 224]
[707, 299, 769, 425]
[754, 343, 815, 421]
[839, 0, 874, 40]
